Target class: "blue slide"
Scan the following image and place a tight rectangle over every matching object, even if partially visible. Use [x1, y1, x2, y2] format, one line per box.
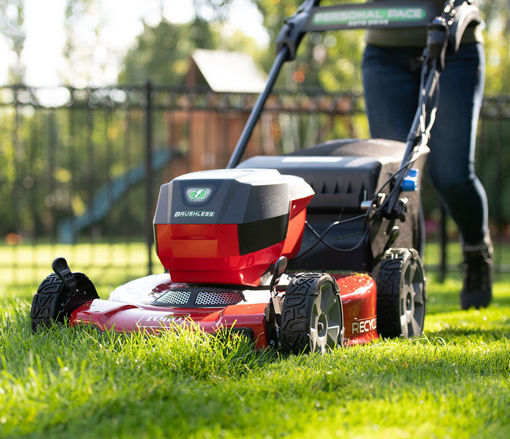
[57, 148, 176, 243]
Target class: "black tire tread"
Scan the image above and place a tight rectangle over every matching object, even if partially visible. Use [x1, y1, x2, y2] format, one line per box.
[30, 274, 67, 331]
[376, 248, 425, 338]
[280, 274, 320, 353]
[280, 273, 343, 354]
[30, 271, 99, 332]
[376, 250, 408, 338]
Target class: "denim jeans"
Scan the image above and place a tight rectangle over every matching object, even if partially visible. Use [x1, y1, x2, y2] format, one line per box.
[362, 43, 488, 246]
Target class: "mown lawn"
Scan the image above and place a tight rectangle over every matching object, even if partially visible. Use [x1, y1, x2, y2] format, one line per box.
[0, 245, 509, 438]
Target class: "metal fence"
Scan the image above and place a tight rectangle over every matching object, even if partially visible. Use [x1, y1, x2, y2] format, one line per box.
[0, 83, 508, 286]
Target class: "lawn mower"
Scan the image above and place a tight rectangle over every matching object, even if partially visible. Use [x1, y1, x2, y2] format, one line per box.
[31, 1, 481, 353]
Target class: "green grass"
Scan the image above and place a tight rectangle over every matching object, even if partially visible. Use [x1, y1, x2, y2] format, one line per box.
[1, 239, 508, 288]
[0, 246, 509, 438]
[0, 242, 159, 287]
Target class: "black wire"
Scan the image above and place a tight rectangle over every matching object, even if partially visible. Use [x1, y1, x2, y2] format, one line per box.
[294, 148, 423, 259]
[293, 213, 370, 260]
[293, 55, 440, 260]
[305, 221, 370, 253]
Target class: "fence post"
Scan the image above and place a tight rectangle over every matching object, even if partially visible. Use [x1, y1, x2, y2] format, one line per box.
[145, 81, 154, 275]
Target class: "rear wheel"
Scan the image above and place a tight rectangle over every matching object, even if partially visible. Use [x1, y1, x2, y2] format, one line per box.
[376, 248, 426, 338]
[280, 273, 344, 354]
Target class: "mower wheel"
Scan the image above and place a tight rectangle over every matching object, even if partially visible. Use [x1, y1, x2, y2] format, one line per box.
[280, 273, 344, 354]
[376, 248, 426, 338]
[31, 272, 98, 332]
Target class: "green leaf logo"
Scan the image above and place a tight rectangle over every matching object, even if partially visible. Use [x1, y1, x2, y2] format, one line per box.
[186, 188, 209, 202]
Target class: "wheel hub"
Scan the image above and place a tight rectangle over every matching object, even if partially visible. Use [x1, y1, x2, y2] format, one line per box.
[310, 283, 342, 353]
[317, 315, 327, 337]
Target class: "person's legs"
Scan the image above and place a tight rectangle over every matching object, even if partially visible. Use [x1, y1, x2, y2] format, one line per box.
[428, 43, 488, 246]
[362, 42, 492, 309]
[427, 43, 491, 309]
[362, 44, 422, 140]
[362, 45, 427, 254]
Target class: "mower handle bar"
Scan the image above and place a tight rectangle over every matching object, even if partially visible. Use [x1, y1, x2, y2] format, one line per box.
[227, 0, 481, 182]
[381, 1, 481, 217]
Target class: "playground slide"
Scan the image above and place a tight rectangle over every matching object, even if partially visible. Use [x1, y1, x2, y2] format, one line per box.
[57, 148, 175, 243]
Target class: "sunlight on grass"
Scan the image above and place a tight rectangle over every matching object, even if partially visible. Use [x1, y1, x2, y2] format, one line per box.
[0, 244, 509, 438]
[0, 242, 161, 287]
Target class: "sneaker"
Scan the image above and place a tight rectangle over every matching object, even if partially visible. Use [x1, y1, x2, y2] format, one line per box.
[460, 244, 493, 310]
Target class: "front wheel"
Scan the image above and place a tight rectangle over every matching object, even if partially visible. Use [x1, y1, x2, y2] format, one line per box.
[280, 273, 344, 354]
[31, 272, 98, 332]
[376, 248, 426, 338]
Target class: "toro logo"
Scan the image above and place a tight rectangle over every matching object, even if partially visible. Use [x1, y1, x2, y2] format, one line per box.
[186, 187, 209, 202]
[352, 317, 377, 334]
[136, 314, 189, 327]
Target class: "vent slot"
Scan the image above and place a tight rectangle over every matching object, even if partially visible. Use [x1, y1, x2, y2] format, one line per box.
[155, 290, 191, 305]
[195, 292, 243, 306]
[152, 288, 244, 308]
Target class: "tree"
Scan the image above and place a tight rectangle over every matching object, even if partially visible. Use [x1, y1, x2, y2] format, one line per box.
[0, 0, 26, 83]
[61, 0, 105, 86]
[118, 18, 216, 85]
[117, 11, 264, 85]
[254, 0, 364, 92]
[192, 0, 234, 21]
[117, 0, 241, 85]
[480, 0, 510, 94]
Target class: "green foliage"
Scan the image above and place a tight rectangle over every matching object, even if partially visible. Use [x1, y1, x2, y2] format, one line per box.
[117, 16, 265, 85]
[255, 0, 364, 92]
[0, 96, 153, 240]
[118, 19, 214, 85]
[117, 0, 366, 90]
[480, 0, 510, 94]
[0, 0, 26, 82]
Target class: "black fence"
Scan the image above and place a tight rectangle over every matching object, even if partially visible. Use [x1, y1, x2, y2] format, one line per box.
[0, 83, 508, 286]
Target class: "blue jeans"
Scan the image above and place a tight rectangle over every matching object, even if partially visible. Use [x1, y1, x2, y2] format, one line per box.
[362, 43, 488, 246]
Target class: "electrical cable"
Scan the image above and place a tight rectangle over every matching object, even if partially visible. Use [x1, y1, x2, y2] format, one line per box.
[296, 153, 416, 258]
[293, 213, 371, 259]
[294, 51, 441, 260]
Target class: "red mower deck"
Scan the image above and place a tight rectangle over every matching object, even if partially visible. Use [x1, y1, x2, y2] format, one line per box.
[68, 272, 378, 349]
